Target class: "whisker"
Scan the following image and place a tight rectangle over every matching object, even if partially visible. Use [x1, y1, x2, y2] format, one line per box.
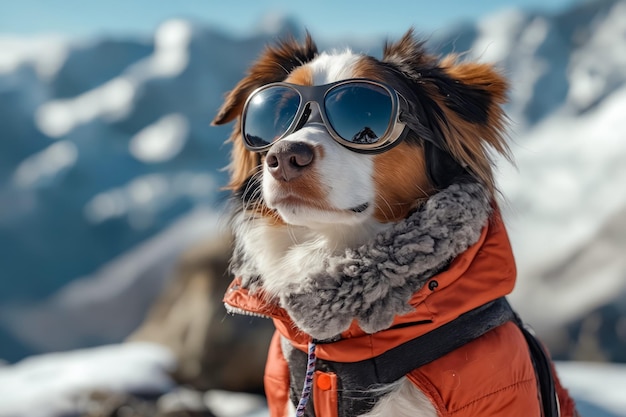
[287, 224, 300, 245]
[413, 183, 431, 199]
[376, 195, 395, 223]
[274, 62, 290, 76]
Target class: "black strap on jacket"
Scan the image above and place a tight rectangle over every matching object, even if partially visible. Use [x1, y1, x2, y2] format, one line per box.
[286, 297, 561, 417]
[516, 319, 561, 417]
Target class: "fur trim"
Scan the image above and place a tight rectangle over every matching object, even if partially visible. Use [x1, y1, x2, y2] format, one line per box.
[233, 182, 491, 340]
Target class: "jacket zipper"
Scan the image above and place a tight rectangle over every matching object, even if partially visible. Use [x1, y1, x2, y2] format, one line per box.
[224, 303, 271, 319]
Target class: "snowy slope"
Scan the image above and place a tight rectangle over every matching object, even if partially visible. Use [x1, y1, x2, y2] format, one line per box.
[0, 343, 176, 417]
[502, 83, 626, 333]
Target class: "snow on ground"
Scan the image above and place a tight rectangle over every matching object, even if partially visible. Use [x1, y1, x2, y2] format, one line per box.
[0, 342, 270, 417]
[0, 342, 623, 417]
[557, 361, 626, 417]
[0, 343, 176, 417]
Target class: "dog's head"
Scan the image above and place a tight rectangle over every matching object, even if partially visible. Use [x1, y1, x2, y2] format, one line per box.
[213, 30, 509, 235]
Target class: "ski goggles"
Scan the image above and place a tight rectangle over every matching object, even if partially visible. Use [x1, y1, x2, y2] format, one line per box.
[241, 79, 410, 153]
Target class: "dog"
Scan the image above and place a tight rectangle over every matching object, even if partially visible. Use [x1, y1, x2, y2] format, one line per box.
[213, 30, 578, 417]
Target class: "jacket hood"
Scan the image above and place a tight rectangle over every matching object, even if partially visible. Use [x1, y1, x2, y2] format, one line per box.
[224, 183, 517, 360]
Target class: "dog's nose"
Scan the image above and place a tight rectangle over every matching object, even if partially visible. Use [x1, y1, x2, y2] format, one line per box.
[266, 141, 315, 182]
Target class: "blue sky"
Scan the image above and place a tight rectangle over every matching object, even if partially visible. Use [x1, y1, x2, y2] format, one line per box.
[0, 0, 581, 40]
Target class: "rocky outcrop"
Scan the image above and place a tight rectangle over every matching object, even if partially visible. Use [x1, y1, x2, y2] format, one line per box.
[127, 232, 274, 393]
[79, 233, 273, 417]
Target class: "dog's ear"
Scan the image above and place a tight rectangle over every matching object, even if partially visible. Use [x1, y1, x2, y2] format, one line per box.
[382, 28, 439, 76]
[211, 34, 318, 126]
[212, 34, 318, 191]
[225, 130, 260, 191]
[383, 30, 511, 194]
[434, 55, 510, 193]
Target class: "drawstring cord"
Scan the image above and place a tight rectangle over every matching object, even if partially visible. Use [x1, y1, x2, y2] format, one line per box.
[295, 341, 317, 417]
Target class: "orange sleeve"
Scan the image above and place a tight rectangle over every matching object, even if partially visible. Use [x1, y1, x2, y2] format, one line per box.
[264, 331, 292, 417]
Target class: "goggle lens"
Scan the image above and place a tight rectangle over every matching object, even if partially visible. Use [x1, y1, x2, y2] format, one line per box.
[324, 83, 393, 145]
[243, 86, 301, 148]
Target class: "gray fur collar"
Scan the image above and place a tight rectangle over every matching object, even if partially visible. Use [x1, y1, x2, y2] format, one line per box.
[232, 182, 491, 341]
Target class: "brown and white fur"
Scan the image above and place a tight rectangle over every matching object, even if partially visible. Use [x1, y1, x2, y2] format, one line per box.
[212, 30, 510, 416]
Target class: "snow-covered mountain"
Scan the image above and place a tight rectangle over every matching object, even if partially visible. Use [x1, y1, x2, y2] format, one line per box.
[0, 19, 305, 360]
[1, 0, 625, 369]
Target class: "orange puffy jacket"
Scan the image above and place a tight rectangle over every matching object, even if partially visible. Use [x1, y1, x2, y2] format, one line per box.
[224, 214, 577, 417]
